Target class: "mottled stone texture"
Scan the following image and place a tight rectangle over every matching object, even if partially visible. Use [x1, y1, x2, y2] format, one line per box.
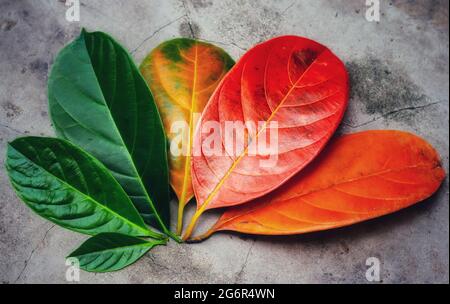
[0, 0, 448, 284]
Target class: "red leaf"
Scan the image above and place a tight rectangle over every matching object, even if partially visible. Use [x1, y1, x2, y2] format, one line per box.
[184, 36, 348, 239]
[193, 36, 348, 208]
[195, 131, 445, 239]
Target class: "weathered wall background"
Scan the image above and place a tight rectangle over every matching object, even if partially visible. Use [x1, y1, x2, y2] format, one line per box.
[0, 0, 448, 284]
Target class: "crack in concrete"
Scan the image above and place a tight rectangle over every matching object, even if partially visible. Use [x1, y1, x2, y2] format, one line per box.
[180, 0, 197, 39]
[130, 15, 186, 55]
[200, 38, 247, 51]
[0, 123, 26, 135]
[146, 254, 176, 274]
[180, 0, 247, 49]
[234, 240, 256, 283]
[343, 101, 444, 128]
[14, 224, 55, 283]
[229, 41, 247, 51]
[280, 1, 296, 16]
[187, 21, 196, 38]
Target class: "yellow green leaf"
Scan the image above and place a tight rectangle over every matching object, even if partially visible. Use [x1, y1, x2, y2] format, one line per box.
[140, 38, 234, 234]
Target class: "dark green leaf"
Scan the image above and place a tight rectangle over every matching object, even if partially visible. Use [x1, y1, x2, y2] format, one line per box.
[6, 137, 162, 239]
[68, 233, 166, 272]
[48, 30, 171, 233]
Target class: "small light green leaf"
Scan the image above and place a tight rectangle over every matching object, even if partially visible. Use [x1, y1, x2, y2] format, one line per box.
[6, 137, 162, 239]
[68, 233, 166, 272]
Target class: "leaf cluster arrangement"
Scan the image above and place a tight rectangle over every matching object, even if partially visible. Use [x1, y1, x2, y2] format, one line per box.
[6, 30, 445, 273]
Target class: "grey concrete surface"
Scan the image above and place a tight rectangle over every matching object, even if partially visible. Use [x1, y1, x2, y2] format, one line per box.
[0, 0, 448, 284]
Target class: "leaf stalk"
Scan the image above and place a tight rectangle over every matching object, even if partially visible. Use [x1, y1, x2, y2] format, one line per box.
[182, 206, 206, 241]
[176, 201, 186, 236]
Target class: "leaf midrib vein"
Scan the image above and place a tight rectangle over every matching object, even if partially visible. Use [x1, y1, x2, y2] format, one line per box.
[179, 42, 199, 205]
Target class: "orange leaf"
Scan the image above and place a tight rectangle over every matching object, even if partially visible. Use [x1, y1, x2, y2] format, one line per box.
[194, 130, 445, 239]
